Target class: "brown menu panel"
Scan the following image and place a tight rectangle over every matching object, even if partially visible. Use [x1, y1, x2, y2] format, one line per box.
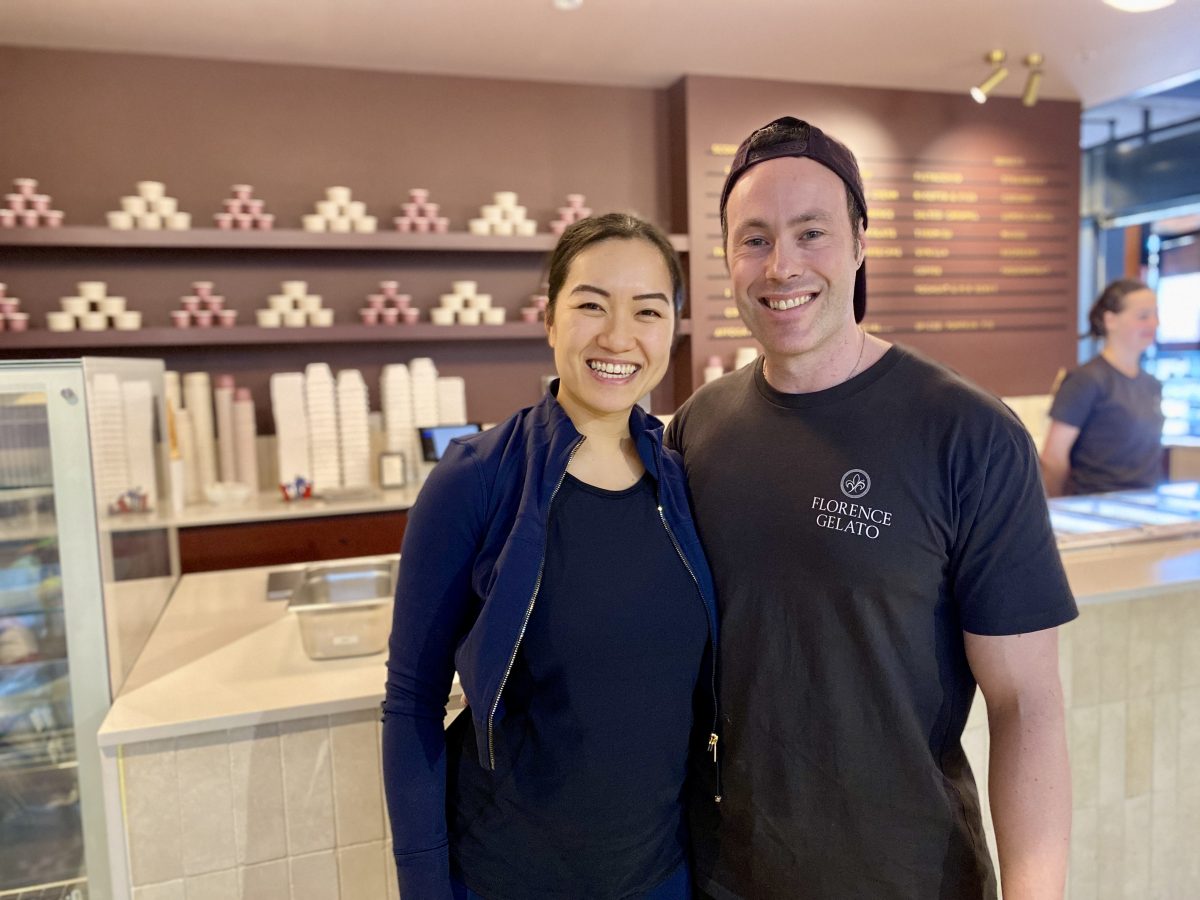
[679, 75, 1080, 398]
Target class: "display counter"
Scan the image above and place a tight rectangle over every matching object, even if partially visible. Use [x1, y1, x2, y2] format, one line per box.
[96, 487, 1200, 900]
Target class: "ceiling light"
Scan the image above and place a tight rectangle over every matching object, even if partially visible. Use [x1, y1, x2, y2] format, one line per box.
[553, 0, 583, 9]
[970, 51, 1008, 104]
[1021, 54, 1044, 107]
[1101, 0, 1175, 11]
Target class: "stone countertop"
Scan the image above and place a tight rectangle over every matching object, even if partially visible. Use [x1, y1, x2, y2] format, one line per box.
[97, 553, 460, 747]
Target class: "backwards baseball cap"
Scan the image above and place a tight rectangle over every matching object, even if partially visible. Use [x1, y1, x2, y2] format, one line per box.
[719, 116, 869, 322]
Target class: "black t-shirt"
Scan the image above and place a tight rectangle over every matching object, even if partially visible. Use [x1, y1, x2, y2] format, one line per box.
[1049, 355, 1164, 495]
[666, 346, 1077, 900]
[446, 472, 709, 900]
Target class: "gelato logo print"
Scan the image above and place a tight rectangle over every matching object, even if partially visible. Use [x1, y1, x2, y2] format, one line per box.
[812, 469, 893, 540]
[841, 469, 871, 499]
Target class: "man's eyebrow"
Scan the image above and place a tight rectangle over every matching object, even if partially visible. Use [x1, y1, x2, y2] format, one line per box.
[733, 212, 832, 233]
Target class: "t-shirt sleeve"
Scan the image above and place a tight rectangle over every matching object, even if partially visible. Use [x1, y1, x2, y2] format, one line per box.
[1049, 367, 1102, 428]
[951, 418, 1079, 635]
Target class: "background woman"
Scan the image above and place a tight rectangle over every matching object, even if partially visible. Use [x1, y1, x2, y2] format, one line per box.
[1041, 278, 1164, 496]
[381, 213, 717, 900]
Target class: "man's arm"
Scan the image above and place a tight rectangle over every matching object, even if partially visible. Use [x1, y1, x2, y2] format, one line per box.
[1038, 421, 1079, 498]
[965, 628, 1071, 900]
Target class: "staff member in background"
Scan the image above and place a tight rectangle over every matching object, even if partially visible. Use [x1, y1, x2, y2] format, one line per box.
[1041, 279, 1164, 497]
[667, 116, 1077, 900]
[381, 213, 717, 900]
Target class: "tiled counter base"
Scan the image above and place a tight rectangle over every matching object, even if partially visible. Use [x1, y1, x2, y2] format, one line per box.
[118, 709, 400, 900]
[963, 570, 1200, 900]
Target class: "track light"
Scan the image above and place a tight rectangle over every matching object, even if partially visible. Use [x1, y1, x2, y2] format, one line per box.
[1101, 0, 1175, 11]
[971, 51, 1008, 104]
[1021, 54, 1044, 107]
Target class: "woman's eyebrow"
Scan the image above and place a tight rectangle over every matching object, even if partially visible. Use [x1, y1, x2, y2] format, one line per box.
[571, 283, 610, 297]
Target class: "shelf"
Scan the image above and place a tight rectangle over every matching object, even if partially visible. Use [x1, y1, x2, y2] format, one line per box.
[0, 226, 690, 254]
[0, 318, 692, 351]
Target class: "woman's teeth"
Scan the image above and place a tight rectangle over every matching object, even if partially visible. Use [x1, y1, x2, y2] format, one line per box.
[588, 360, 638, 378]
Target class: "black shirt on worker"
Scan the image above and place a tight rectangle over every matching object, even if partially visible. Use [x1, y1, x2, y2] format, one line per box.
[445, 472, 709, 900]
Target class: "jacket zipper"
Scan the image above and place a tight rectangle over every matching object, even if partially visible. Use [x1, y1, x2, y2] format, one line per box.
[487, 436, 584, 770]
[657, 502, 722, 803]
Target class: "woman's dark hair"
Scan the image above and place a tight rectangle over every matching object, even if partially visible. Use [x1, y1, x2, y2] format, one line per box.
[545, 213, 685, 325]
[1085, 278, 1150, 339]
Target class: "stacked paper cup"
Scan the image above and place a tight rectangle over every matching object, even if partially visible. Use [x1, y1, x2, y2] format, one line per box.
[302, 186, 377, 234]
[468, 191, 538, 237]
[0, 284, 30, 333]
[436, 377, 468, 426]
[270, 372, 311, 499]
[257, 281, 331, 328]
[336, 370, 372, 488]
[172, 281, 235, 329]
[304, 363, 341, 490]
[549, 193, 592, 236]
[182, 372, 219, 494]
[381, 364, 418, 483]
[214, 184, 275, 230]
[393, 188, 449, 234]
[432, 280, 505, 326]
[232, 388, 260, 493]
[409, 358, 440, 429]
[519, 293, 549, 324]
[3, 178, 64, 228]
[53, 282, 141, 332]
[87, 373, 132, 512]
[121, 379, 158, 511]
[360, 280, 418, 325]
[106, 181, 191, 231]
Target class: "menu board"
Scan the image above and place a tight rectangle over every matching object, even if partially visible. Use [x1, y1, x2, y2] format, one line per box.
[676, 76, 1081, 397]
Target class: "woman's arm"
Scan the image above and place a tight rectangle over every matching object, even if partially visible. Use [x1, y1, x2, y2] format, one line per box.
[382, 442, 488, 899]
[1039, 420, 1079, 497]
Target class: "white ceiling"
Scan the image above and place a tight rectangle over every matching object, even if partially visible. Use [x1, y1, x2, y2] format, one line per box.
[0, 0, 1198, 110]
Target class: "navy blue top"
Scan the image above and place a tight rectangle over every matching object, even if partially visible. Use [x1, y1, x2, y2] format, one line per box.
[446, 472, 709, 899]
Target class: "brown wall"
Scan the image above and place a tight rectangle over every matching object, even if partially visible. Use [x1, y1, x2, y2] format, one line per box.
[677, 75, 1081, 397]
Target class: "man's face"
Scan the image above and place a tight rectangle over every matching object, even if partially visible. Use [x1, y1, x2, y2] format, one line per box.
[725, 157, 864, 365]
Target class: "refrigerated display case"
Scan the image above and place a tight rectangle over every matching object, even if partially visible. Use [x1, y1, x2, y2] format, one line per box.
[0, 359, 176, 900]
[1049, 481, 1200, 549]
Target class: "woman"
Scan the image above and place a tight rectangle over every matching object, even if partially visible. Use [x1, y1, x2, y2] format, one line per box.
[382, 213, 718, 900]
[1041, 278, 1164, 496]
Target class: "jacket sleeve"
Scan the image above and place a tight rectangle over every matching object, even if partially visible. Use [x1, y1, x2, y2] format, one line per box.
[382, 440, 488, 899]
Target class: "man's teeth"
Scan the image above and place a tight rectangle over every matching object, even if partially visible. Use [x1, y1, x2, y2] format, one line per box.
[765, 293, 815, 311]
[588, 360, 638, 378]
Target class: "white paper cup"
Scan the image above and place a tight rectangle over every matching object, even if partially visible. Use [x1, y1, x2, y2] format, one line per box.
[283, 309, 307, 327]
[439, 293, 465, 311]
[506, 205, 527, 222]
[329, 217, 352, 233]
[121, 196, 148, 216]
[46, 311, 76, 332]
[468, 218, 490, 236]
[457, 308, 481, 325]
[516, 220, 537, 237]
[346, 200, 366, 219]
[107, 211, 135, 230]
[493, 220, 515, 236]
[77, 282, 107, 300]
[155, 197, 178, 216]
[281, 281, 308, 298]
[483, 307, 507, 325]
[114, 311, 142, 330]
[137, 181, 166, 200]
[326, 186, 352, 205]
[481, 204, 503, 224]
[316, 200, 340, 220]
[268, 294, 294, 312]
[309, 308, 334, 327]
[138, 213, 163, 230]
[299, 295, 323, 312]
[168, 212, 192, 230]
[354, 215, 378, 233]
[256, 309, 282, 328]
[98, 296, 126, 315]
[468, 293, 493, 309]
[61, 296, 89, 316]
[451, 280, 477, 297]
[430, 307, 455, 325]
[302, 214, 327, 232]
[80, 311, 108, 331]
[493, 191, 518, 208]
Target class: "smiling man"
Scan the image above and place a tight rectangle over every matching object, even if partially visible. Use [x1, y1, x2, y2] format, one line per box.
[666, 117, 1078, 899]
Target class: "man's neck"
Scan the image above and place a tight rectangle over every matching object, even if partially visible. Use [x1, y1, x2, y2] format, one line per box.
[762, 330, 891, 394]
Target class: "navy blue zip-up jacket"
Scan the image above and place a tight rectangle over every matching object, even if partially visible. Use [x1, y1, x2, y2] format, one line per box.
[382, 387, 718, 899]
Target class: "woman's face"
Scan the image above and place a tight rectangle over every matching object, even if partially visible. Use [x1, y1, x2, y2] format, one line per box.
[1104, 288, 1159, 355]
[547, 238, 675, 425]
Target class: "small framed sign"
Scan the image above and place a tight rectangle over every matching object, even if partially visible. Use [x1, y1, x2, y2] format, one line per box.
[379, 451, 407, 488]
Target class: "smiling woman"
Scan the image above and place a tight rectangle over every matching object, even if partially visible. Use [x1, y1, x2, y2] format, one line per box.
[381, 213, 717, 900]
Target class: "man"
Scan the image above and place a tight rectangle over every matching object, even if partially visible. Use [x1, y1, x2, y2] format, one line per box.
[667, 117, 1077, 900]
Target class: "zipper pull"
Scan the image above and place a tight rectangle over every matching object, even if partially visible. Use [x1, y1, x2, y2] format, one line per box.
[708, 732, 719, 762]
